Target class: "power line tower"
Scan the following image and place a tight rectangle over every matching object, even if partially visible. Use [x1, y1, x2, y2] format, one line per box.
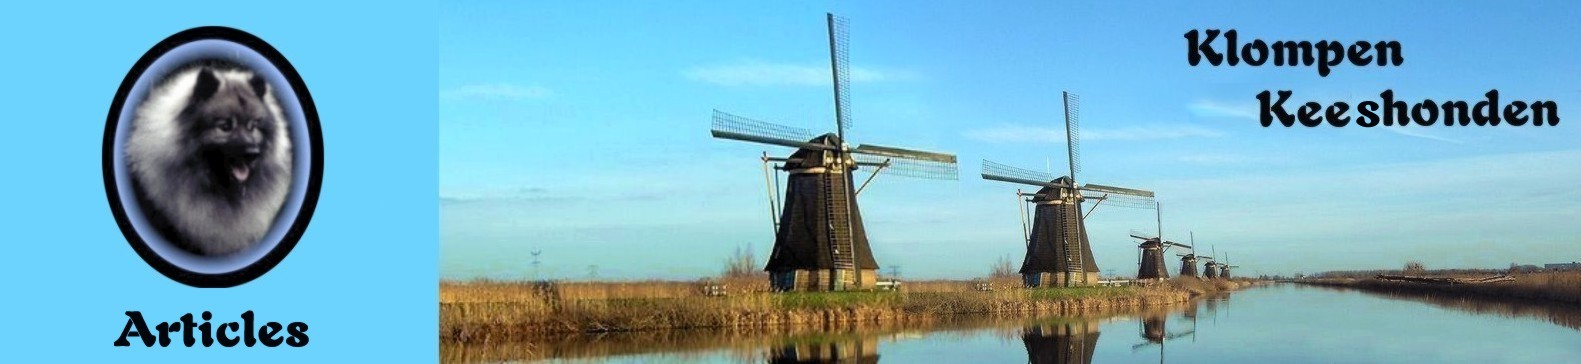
[530, 249, 542, 281]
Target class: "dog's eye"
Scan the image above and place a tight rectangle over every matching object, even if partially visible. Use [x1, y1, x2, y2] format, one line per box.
[217, 118, 233, 131]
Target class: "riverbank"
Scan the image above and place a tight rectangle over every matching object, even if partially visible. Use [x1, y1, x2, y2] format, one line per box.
[440, 277, 1257, 343]
[1298, 271, 1580, 305]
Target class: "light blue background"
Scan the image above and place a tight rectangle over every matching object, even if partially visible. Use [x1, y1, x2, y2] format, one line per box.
[0, 1, 437, 360]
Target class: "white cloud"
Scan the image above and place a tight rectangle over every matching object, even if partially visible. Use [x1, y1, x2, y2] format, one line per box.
[1385, 128, 1463, 144]
[684, 60, 909, 86]
[1176, 153, 1271, 165]
[1189, 99, 1260, 121]
[441, 83, 553, 101]
[964, 124, 1223, 143]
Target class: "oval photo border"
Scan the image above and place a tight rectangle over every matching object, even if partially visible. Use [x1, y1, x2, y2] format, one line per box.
[104, 26, 323, 288]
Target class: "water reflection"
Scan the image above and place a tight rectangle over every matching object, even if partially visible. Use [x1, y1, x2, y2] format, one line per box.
[767, 336, 879, 363]
[1020, 317, 1101, 364]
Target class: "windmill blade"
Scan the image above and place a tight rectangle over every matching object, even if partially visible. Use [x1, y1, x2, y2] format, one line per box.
[827, 13, 852, 134]
[1063, 91, 1081, 180]
[1165, 242, 1193, 249]
[1079, 183, 1155, 198]
[981, 160, 1063, 188]
[853, 144, 957, 163]
[1081, 192, 1156, 209]
[853, 153, 958, 180]
[1128, 229, 1157, 240]
[711, 110, 832, 151]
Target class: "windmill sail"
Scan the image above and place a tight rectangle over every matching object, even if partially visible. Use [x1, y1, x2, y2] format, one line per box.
[851, 144, 958, 180]
[982, 160, 1060, 188]
[711, 110, 833, 151]
[827, 13, 852, 134]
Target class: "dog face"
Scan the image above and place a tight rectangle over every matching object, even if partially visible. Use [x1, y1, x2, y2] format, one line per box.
[181, 68, 278, 198]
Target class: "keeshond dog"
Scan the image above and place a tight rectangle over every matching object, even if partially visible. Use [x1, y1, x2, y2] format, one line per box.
[125, 63, 292, 256]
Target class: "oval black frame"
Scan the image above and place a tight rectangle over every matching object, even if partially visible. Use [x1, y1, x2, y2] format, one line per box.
[103, 26, 323, 288]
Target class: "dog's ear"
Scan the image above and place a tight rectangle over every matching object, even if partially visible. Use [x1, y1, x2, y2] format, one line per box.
[192, 68, 220, 100]
[248, 73, 268, 98]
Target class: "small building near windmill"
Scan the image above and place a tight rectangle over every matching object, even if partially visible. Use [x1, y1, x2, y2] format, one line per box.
[1136, 238, 1170, 280]
[1021, 177, 1101, 288]
[763, 134, 879, 292]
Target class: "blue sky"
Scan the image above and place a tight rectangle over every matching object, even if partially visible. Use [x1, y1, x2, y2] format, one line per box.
[440, 1, 1581, 280]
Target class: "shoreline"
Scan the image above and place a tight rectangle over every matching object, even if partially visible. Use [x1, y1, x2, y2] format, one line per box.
[439, 277, 1259, 343]
[1295, 271, 1579, 306]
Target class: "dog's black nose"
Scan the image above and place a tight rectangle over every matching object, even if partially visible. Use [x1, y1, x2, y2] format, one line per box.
[244, 147, 262, 158]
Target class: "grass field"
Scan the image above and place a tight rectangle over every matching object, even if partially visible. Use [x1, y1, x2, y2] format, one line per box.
[439, 277, 1253, 343]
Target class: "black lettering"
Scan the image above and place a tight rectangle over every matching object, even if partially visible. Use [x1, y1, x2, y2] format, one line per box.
[1186, 29, 1222, 66]
[1441, 101, 1470, 126]
[259, 322, 285, 347]
[1377, 40, 1404, 66]
[285, 322, 310, 347]
[1532, 101, 1559, 126]
[180, 313, 197, 347]
[1299, 102, 1323, 127]
[1357, 101, 1380, 127]
[115, 311, 154, 347]
[1243, 40, 1268, 66]
[1316, 40, 1344, 77]
[154, 321, 177, 347]
[1348, 42, 1373, 65]
[1258, 90, 1295, 126]
[1505, 101, 1529, 126]
[243, 310, 257, 347]
[1272, 41, 1304, 66]
[1381, 90, 1408, 126]
[1474, 90, 1501, 126]
[1413, 100, 1439, 126]
[217, 322, 241, 347]
[1326, 102, 1351, 126]
[199, 311, 214, 347]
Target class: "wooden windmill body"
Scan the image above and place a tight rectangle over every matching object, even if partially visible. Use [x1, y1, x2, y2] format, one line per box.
[1176, 232, 1203, 278]
[710, 14, 958, 292]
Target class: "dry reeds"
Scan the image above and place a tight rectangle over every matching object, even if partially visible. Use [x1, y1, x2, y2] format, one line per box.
[1301, 271, 1581, 305]
[439, 278, 1206, 343]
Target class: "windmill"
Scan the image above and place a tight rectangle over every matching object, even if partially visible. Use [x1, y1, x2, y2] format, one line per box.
[981, 92, 1156, 288]
[1127, 205, 1190, 281]
[710, 13, 959, 292]
[1176, 232, 1200, 278]
[1203, 245, 1220, 279]
[1220, 252, 1239, 279]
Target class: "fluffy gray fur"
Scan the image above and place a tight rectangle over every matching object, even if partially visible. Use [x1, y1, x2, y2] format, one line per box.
[125, 66, 293, 256]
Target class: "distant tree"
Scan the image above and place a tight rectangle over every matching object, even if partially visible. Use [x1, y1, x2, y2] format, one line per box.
[990, 255, 1016, 278]
[1404, 261, 1426, 274]
[723, 244, 758, 278]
